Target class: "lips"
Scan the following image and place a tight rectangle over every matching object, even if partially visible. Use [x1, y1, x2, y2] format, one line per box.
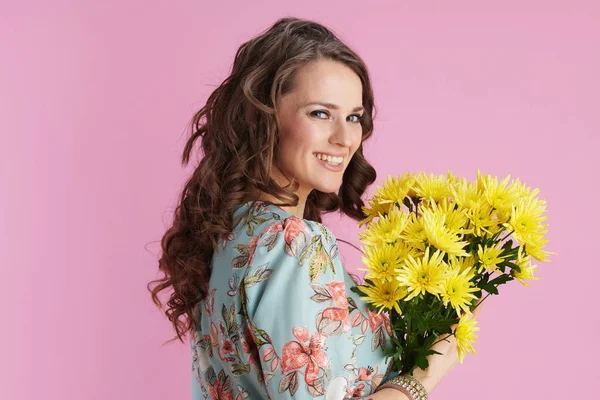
[315, 155, 344, 172]
[313, 153, 344, 165]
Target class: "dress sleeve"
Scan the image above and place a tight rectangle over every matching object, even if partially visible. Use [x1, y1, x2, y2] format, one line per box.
[240, 215, 359, 399]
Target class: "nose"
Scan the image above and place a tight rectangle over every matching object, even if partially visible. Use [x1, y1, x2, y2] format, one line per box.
[329, 119, 355, 149]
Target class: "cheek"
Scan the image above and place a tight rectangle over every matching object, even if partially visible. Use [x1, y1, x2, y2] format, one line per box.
[284, 125, 321, 150]
[275, 130, 317, 168]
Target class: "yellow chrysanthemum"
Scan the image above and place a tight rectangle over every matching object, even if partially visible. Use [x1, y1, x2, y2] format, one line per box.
[446, 170, 460, 187]
[478, 171, 520, 216]
[400, 212, 427, 251]
[454, 314, 480, 363]
[487, 220, 505, 236]
[358, 278, 407, 315]
[508, 177, 539, 200]
[475, 169, 488, 193]
[447, 254, 476, 274]
[451, 177, 482, 209]
[375, 172, 415, 208]
[432, 198, 472, 234]
[523, 231, 553, 262]
[441, 267, 481, 316]
[360, 242, 406, 282]
[360, 195, 394, 227]
[421, 206, 470, 257]
[503, 196, 548, 245]
[396, 247, 447, 301]
[477, 243, 505, 273]
[513, 247, 540, 287]
[359, 207, 411, 247]
[464, 200, 498, 237]
[412, 172, 454, 203]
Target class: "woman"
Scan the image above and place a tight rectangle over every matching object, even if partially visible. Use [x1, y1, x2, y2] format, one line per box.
[148, 17, 482, 399]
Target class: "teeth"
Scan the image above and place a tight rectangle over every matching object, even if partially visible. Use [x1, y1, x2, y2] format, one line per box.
[315, 153, 343, 165]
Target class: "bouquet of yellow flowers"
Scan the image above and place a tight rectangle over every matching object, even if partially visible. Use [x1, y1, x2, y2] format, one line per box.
[350, 170, 553, 376]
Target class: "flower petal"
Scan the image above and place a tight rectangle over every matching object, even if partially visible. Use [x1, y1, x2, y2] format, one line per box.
[281, 341, 309, 372]
[293, 326, 309, 344]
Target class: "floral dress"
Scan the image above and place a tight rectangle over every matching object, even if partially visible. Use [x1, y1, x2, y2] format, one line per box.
[191, 200, 395, 399]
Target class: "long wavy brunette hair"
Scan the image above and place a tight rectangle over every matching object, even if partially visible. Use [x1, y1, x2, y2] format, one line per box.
[148, 17, 378, 343]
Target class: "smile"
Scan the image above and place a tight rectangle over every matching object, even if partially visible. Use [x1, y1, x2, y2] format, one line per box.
[314, 153, 345, 172]
[313, 153, 343, 165]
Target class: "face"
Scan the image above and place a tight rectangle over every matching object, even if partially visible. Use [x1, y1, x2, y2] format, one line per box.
[273, 59, 364, 200]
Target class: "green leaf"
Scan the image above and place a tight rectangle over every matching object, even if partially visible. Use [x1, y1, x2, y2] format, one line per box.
[479, 272, 490, 285]
[317, 224, 332, 243]
[424, 348, 442, 357]
[488, 274, 514, 286]
[298, 235, 319, 265]
[502, 239, 514, 249]
[256, 327, 271, 342]
[402, 197, 413, 212]
[221, 304, 229, 330]
[502, 261, 522, 273]
[416, 319, 428, 333]
[234, 244, 250, 256]
[428, 317, 459, 332]
[479, 283, 499, 295]
[253, 337, 267, 347]
[490, 229, 505, 242]
[393, 315, 406, 331]
[205, 367, 217, 386]
[349, 286, 362, 296]
[414, 351, 430, 371]
[308, 255, 322, 282]
[231, 363, 251, 376]
[391, 336, 404, 353]
[232, 255, 250, 269]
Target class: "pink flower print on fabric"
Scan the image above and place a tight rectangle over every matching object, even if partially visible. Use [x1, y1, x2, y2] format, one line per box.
[281, 327, 329, 385]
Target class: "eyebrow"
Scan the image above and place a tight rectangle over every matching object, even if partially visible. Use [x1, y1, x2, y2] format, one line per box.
[304, 102, 364, 113]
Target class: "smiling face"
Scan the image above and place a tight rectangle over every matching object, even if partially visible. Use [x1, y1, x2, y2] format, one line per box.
[273, 59, 364, 201]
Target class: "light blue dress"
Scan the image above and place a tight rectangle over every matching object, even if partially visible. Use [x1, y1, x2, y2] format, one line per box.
[191, 200, 395, 399]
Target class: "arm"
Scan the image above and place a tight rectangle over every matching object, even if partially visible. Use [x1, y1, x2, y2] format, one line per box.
[242, 217, 408, 399]
[350, 389, 410, 400]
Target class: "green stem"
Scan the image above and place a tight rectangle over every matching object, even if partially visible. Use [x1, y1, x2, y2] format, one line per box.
[429, 332, 455, 348]
[474, 291, 492, 309]
[499, 229, 514, 243]
[424, 290, 492, 351]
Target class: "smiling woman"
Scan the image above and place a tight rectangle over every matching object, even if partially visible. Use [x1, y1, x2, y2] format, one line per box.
[147, 17, 428, 400]
[270, 58, 366, 205]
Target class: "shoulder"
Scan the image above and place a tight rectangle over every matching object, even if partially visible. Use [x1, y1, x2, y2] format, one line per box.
[233, 201, 337, 245]
[254, 205, 337, 260]
[216, 201, 341, 276]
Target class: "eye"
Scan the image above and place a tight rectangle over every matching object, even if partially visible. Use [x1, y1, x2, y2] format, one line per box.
[311, 110, 330, 119]
[311, 110, 364, 124]
[348, 114, 364, 124]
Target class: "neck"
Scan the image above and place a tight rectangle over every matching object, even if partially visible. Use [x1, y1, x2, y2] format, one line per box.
[242, 190, 308, 219]
[242, 164, 313, 218]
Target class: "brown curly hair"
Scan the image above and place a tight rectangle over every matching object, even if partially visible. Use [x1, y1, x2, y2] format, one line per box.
[147, 17, 378, 344]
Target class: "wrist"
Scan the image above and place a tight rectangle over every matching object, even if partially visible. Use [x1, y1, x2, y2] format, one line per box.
[377, 373, 429, 400]
[374, 387, 411, 400]
[376, 385, 411, 400]
[407, 370, 437, 394]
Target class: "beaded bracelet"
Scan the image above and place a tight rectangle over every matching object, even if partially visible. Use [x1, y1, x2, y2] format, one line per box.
[376, 374, 428, 400]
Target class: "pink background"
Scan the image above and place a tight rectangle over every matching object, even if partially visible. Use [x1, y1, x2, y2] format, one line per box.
[2, 1, 598, 399]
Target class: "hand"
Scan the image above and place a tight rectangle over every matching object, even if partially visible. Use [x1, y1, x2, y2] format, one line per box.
[410, 298, 485, 394]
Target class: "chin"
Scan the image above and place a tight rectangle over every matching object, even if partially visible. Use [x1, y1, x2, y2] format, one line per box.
[312, 180, 343, 194]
